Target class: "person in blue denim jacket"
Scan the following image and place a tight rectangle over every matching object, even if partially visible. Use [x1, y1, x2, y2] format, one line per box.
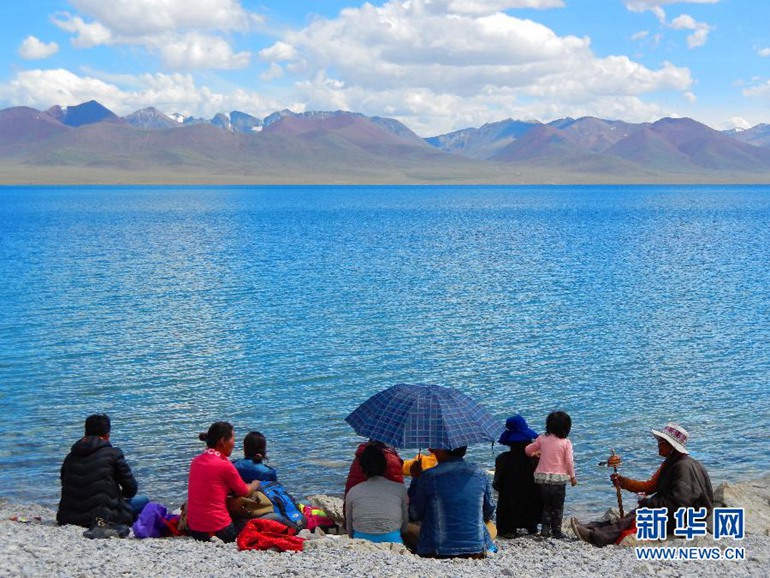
[407, 446, 496, 558]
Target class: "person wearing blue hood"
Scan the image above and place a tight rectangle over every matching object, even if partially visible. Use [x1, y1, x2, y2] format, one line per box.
[493, 415, 542, 537]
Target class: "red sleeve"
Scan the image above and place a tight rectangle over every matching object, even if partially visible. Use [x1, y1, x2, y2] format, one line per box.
[385, 451, 404, 484]
[345, 456, 366, 495]
[621, 463, 663, 494]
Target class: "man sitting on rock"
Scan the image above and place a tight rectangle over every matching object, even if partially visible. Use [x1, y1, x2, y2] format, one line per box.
[407, 446, 495, 558]
[57, 414, 147, 527]
[571, 423, 713, 547]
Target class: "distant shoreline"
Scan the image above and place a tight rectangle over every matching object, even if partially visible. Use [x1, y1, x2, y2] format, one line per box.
[2, 170, 770, 186]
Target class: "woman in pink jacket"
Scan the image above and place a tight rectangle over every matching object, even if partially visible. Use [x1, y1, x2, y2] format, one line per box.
[525, 411, 578, 539]
[186, 422, 260, 542]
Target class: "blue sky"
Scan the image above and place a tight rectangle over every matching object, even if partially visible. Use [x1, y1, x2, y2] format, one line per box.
[1, 0, 768, 136]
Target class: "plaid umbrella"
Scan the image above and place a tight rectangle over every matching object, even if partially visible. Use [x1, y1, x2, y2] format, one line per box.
[344, 383, 501, 450]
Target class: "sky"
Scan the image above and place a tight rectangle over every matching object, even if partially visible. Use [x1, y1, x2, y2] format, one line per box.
[0, 0, 768, 136]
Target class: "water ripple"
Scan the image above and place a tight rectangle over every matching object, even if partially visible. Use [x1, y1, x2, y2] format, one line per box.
[0, 185, 768, 513]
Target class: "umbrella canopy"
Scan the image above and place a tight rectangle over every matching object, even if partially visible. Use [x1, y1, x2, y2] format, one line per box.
[344, 383, 501, 450]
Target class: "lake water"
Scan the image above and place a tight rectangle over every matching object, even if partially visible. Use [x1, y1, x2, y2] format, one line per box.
[0, 185, 768, 519]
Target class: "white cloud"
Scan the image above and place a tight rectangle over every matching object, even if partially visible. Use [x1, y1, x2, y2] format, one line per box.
[624, 0, 720, 11]
[18, 36, 60, 60]
[52, 13, 112, 48]
[651, 7, 667, 25]
[68, 0, 263, 35]
[257, 0, 692, 133]
[631, 30, 650, 41]
[726, 117, 751, 130]
[261, 63, 285, 82]
[743, 80, 770, 98]
[624, 2, 715, 48]
[670, 14, 712, 48]
[155, 33, 250, 70]
[757, 47, 770, 58]
[51, 1, 262, 70]
[0, 68, 281, 119]
[4, 0, 712, 135]
[259, 42, 298, 62]
[0, 69, 124, 110]
[439, 0, 564, 14]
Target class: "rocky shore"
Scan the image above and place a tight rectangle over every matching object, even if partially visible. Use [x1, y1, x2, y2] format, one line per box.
[2, 476, 767, 578]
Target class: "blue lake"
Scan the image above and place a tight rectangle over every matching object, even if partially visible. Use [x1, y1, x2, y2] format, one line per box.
[0, 185, 768, 518]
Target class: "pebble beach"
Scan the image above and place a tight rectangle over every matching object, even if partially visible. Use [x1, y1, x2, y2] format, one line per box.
[2, 476, 768, 578]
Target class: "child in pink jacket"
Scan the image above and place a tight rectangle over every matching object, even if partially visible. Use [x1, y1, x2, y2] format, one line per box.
[525, 411, 577, 538]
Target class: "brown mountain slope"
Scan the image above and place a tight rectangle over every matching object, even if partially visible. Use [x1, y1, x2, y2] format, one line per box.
[552, 117, 646, 153]
[5, 115, 505, 184]
[726, 124, 770, 147]
[262, 113, 437, 158]
[491, 124, 581, 162]
[0, 107, 69, 155]
[3, 103, 770, 184]
[608, 117, 770, 172]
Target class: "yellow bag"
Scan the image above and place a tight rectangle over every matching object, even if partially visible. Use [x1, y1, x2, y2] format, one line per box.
[486, 520, 498, 540]
[227, 491, 275, 519]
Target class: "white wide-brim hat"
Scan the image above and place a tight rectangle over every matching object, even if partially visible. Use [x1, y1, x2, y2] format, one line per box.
[651, 423, 689, 454]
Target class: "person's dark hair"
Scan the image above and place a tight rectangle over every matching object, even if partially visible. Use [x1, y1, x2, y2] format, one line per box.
[243, 431, 267, 463]
[359, 444, 387, 478]
[84, 414, 111, 437]
[198, 421, 234, 449]
[546, 411, 572, 439]
[448, 446, 467, 458]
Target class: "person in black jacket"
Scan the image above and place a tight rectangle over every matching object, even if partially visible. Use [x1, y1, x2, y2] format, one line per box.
[493, 415, 542, 537]
[57, 414, 145, 527]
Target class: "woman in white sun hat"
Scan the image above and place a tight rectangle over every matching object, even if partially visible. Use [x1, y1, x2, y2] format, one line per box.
[570, 422, 714, 547]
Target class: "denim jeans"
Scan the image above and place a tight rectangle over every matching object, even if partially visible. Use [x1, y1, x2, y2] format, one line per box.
[127, 495, 150, 519]
[188, 523, 240, 543]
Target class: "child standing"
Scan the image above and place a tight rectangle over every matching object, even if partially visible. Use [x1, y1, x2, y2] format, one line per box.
[493, 414, 542, 537]
[525, 411, 577, 538]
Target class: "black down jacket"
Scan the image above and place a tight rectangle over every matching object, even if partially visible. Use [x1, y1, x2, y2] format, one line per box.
[56, 436, 138, 527]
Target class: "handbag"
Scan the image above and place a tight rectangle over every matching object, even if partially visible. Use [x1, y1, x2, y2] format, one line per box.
[227, 490, 275, 519]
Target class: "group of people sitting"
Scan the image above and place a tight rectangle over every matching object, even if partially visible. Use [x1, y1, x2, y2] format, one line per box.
[56, 412, 714, 558]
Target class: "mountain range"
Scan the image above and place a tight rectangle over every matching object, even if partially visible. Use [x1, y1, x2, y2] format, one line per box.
[1, 100, 769, 184]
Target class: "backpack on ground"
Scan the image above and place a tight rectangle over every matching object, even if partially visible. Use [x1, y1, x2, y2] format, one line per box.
[259, 481, 307, 530]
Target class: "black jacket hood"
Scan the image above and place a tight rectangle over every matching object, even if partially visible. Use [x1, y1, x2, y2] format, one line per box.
[70, 435, 112, 457]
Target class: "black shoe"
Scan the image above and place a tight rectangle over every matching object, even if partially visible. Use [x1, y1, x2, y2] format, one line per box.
[83, 517, 130, 539]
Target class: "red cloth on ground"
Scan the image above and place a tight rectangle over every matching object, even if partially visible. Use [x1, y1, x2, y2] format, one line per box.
[237, 518, 305, 552]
